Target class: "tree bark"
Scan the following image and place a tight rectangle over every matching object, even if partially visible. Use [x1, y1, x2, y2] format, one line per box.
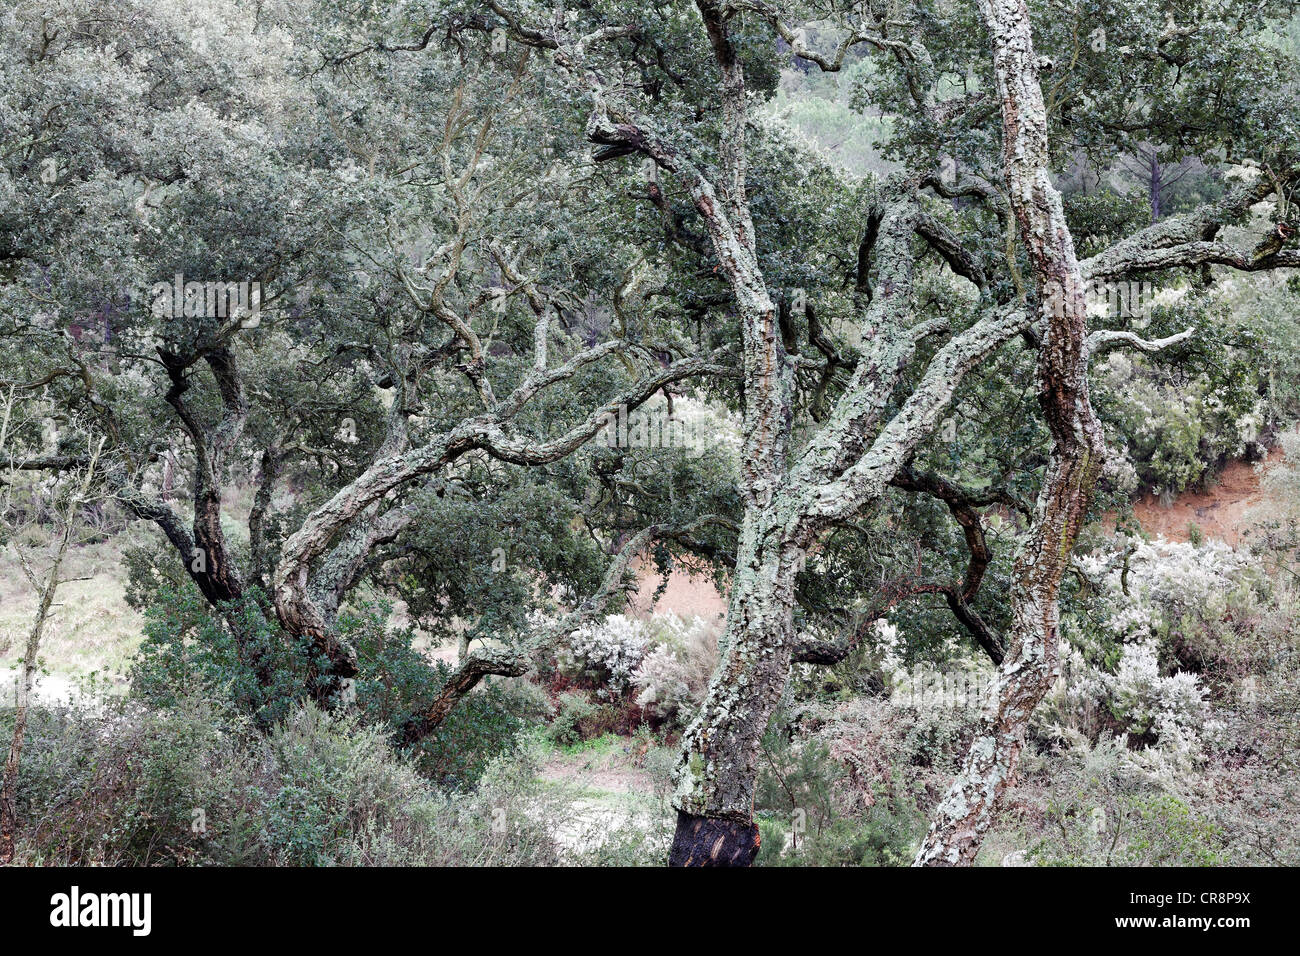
[669, 514, 801, 850]
[915, 0, 1106, 866]
[668, 811, 761, 867]
[663, 1, 805, 864]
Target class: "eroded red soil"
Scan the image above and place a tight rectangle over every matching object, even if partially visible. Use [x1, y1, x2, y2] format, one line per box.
[1129, 445, 1285, 546]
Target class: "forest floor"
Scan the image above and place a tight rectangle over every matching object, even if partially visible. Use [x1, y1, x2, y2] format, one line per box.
[539, 733, 657, 796]
[535, 733, 673, 856]
[0, 529, 144, 706]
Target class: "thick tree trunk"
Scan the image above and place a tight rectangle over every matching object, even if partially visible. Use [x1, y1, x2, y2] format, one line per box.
[160, 346, 248, 607]
[668, 811, 761, 867]
[656, 3, 802, 866]
[496, 2, 1031, 867]
[668, 515, 801, 864]
[915, 0, 1106, 865]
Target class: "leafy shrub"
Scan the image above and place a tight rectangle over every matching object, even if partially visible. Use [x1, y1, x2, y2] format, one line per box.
[559, 614, 650, 697]
[131, 584, 319, 729]
[630, 615, 719, 727]
[2, 694, 262, 865]
[1095, 350, 1263, 495]
[130, 588, 539, 791]
[757, 725, 841, 833]
[1027, 741, 1229, 866]
[1039, 537, 1278, 770]
[555, 612, 719, 732]
[758, 805, 921, 867]
[343, 606, 539, 789]
[1, 694, 565, 866]
[546, 691, 599, 746]
[751, 710, 924, 866]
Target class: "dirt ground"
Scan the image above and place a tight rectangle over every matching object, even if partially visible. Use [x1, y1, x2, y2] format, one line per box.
[627, 558, 727, 622]
[1128, 444, 1286, 546]
[539, 741, 655, 796]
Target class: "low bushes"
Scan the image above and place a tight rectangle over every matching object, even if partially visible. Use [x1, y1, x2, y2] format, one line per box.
[1, 695, 565, 866]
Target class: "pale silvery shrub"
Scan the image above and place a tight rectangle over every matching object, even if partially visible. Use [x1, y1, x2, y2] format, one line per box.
[1043, 640, 1216, 783]
[1101, 443, 1141, 496]
[1076, 536, 1249, 641]
[1047, 539, 1237, 769]
[560, 614, 650, 697]
[1107, 639, 1212, 739]
[631, 646, 693, 719]
[630, 615, 719, 724]
[560, 613, 720, 707]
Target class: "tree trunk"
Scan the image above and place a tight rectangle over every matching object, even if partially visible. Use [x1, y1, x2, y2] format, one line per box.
[915, 0, 1106, 866]
[668, 811, 761, 867]
[668, 514, 801, 865]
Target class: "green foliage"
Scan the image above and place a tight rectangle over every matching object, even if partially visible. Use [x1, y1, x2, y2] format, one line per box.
[1, 695, 566, 866]
[3, 0, 1300, 871]
[131, 587, 540, 790]
[753, 711, 923, 865]
[757, 724, 841, 834]
[1033, 771, 1229, 867]
[1064, 188, 1153, 258]
[131, 584, 319, 729]
[1, 693, 257, 865]
[343, 605, 541, 790]
[758, 805, 922, 867]
[546, 691, 603, 748]
[1093, 324, 1266, 495]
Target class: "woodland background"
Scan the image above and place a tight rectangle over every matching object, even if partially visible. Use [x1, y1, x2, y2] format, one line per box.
[1, 0, 1299, 866]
